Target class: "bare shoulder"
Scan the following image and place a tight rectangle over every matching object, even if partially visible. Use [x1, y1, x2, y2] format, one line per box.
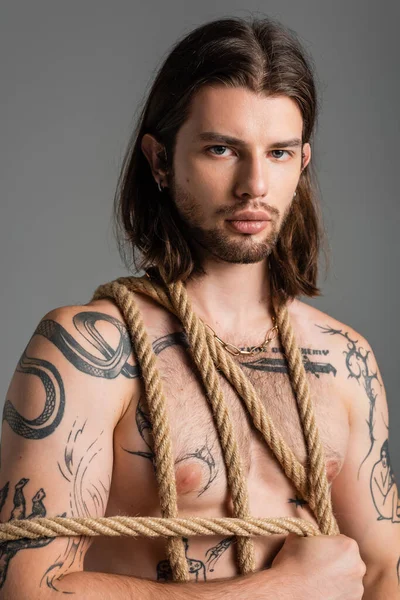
[44, 296, 138, 356]
[24, 297, 141, 426]
[46, 296, 132, 330]
[288, 298, 380, 405]
[288, 297, 371, 350]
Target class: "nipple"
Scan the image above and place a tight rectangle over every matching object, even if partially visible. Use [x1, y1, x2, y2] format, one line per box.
[175, 462, 204, 496]
[326, 458, 341, 483]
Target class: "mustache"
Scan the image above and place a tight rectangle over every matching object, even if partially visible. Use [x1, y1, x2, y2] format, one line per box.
[216, 203, 280, 219]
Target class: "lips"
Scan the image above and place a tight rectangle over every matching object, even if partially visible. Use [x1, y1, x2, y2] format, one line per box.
[225, 210, 272, 234]
[226, 211, 271, 222]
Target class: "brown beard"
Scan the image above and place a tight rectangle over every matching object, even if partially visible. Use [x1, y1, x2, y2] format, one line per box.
[169, 176, 293, 264]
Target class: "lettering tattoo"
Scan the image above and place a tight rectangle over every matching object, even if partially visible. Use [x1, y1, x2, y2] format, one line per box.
[242, 354, 336, 378]
[3, 311, 136, 440]
[151, 332, 337, 379]
[41, 418, 109, 594]
[370, 439, 400, 524]
[317, 325, 381, 476]
[227, 341, 330, 357]
[157, 538, 206, 582]
[0, 479, 63, 589]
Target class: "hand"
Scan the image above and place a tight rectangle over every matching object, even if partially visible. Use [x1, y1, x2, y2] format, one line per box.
[270, 533, 366, 600]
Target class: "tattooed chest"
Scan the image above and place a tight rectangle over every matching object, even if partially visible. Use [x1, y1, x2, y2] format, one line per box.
[113, 332, 349, 514]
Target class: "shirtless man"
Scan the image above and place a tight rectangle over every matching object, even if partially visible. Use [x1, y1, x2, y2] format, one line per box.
[0, 15, 398, 600]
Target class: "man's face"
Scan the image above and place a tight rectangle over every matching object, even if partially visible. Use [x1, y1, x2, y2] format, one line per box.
[168, 85, 311, 264]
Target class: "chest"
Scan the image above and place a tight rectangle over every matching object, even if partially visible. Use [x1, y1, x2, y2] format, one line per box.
[112, 326, 350, 518]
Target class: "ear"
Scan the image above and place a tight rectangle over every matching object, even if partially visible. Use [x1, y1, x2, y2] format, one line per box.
[301, 142, 311, 171]
[141, 133, 169, 188]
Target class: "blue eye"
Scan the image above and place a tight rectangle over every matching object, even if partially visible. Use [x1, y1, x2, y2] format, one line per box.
[271, 150, 290, 160]
[207, 145, 230, 156]
[206, 146, 293, 159]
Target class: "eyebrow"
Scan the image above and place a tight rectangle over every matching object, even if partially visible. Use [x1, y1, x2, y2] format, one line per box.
[196, 131, 303, 149]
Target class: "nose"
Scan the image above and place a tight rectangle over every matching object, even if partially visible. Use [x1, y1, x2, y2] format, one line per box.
[234, 153, 268, 200]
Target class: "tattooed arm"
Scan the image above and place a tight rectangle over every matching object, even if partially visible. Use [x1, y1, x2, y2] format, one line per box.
[0, 303, 289, 600]
[327, 327, 400, 597]
[0, 303, 137, 599]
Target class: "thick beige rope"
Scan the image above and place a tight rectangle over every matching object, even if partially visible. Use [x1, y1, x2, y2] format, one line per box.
[110, 281, 188, 581]
[0, 516, 320, 542]
[165, 279, 255, 575]
[0, 274, 339, 584]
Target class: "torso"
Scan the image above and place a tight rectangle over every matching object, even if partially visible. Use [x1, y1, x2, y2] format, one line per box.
[84, 290, 351, 582]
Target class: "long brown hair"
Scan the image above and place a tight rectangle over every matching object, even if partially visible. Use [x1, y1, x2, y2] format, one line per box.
[114, 16, 328, 301]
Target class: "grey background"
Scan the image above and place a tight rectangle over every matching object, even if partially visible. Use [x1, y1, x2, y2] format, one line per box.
[1, 2, 399, 483]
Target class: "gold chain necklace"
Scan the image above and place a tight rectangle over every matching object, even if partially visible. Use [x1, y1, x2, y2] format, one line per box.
[205, 317, 279, 357]
[144, 269, 279, 357]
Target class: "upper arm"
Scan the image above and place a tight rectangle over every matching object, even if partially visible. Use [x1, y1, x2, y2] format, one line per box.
[329, 328, 400, 583]
[0, 303, 137, 599]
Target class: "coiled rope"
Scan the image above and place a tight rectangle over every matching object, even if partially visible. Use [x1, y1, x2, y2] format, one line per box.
[0, 274, 339, 582]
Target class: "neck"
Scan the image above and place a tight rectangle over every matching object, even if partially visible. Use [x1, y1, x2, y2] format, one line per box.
[185, 258, 275, 336]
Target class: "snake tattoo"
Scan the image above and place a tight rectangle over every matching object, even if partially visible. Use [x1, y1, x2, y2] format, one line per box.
[3, 311, 137, 440]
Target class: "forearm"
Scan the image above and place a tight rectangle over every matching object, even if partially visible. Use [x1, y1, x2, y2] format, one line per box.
[39, 567, 296, 600]
[52, 570, 223, 600]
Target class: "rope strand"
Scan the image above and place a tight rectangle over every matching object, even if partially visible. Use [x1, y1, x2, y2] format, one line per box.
[0, 515, 321, 542]
[110, 281, 188, 581]
[167, 279, 255, 574]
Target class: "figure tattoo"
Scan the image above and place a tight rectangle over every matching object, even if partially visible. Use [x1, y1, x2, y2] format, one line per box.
[0, 478, 62, 588]
[41, 418, 109, 593]
[370, 439, 400, 524]
[157, 538, 206, 582]
[317, 325, 381, 476]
